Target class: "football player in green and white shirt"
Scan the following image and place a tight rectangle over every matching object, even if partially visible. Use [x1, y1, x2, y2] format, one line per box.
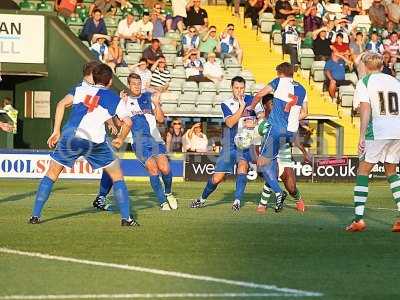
[254, 94, 310, 213]
[346, 53, 400, 232]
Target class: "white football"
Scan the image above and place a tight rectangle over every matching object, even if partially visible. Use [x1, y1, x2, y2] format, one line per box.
[234, 130, 254, 150]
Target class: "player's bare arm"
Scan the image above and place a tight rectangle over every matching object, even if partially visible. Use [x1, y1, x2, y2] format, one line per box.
[47, 94, 73, 148]
[251, 85, 273, 109]
[225, 97, 246, 128]
[152, 92, 165, 123]
[112, 117, 132, 149]
[299, 101, 308, 120]
[358, 102, 371, 156]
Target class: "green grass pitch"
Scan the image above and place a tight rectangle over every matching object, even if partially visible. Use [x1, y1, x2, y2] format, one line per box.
[0, 179, 399, 300]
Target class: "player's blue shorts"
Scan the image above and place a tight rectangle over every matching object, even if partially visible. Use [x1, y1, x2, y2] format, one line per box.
[260, 126, 294, 160]
[214, 144, 254, 174]
[51, 135, 116, 170]
[132, 135, 167, 165]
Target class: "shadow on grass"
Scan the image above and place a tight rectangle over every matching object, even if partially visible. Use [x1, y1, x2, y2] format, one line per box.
[0, 188, 67, 204]
[40, 208, 99, 224]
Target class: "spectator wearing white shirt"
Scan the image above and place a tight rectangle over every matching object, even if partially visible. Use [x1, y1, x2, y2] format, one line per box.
[182, 26, 200, 54]
[184, 49, 211, 82]
[219, 24, 243, 64]
[282, 16, 300, 67]
[135, 12, 154, 45]
[150, 56, 171, 92]
[116, 13, 138, 45]
[166, 0, 186, 32]
[365, 31, 384, 54]
[90, 34, 110, 63]
[184, 123, 208, 153]
[132, 58, 153, 91]
[203, 52, 223, 84]
[384, 31, 400, 64]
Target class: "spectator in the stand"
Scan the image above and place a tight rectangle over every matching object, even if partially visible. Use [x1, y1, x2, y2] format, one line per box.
[219, 24, 243, 64]
[90, 34, 110, 63]
[184, 123, 208, 153]
[80, 9, 108, 43]
[245, 0, 272, 29]
[166, 118, 184, 152]
[382, 21, 395, 39]
[166, 0, 186, 32]
[282, 16, 300, 67]
[324, 52, 353, 98]
[182, 26, 200, 54]
[55, 0, 79, 18]
[331, 33, 351, 60]
[89, 0, 117, 16]
[135, 12, 154, 45]
[185, 0, 208, 33]
[339, 3, 354, 22]
[350, 10, 371, 31]
[384, 31, 400, 64]
[107, 36, 126, 71]
[303, 4, 323, 35]
[387, 0, 400, 27]
[184, 49, 211, 82]
[151, 4, 166, 39]
[382, 50, 395, 76]
[150, 56, 171, 92]
[116, 12, 138, 45]
[368, 0, 386, 29]
[0, 122, 13, 133]
[203, 52, 224, 83]
[354, 51, 368, 78]
[349, 31, 366, 62]
[142, 39, 164, 67]
[117, 0, 133, 10]
[0, 97, 17, 133]
[331, 19, 350, 43]
[275, 0, 300, 22]
[313, 27, 332, 60]
[132, 58, 152, 91]
[365, 31, 384, 53]
[199, 26, 220, 58]
[344, 0, 361, 16]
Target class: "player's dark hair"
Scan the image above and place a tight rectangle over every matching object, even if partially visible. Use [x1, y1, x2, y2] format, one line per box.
[92, 64, 113, 86]
[231, 76, 246, 87]
[93, 8, 102, 15]
[82, 61, 101, 77]
[127, 73, 142, 85]
[276, 62, 294, 77]
[262, 94, 273, 106]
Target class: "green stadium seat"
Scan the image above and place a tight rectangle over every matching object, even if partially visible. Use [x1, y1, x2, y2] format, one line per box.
[199, 82, 217, 96]
[345, 72, 358, 86]
[69, 26, 82, 36]
[168, 79, 184, 92]
[165, 31, 181, 42]
[301, 36, 313, 49]
[338, 85, 355, 108]
[116, 67, 131, 76]
[217, 80, 232, 94]
[124, 53, 141, 64]
[161, 44, 177, 54]
[164, 8, 173, 16]
[164, 54, 176, 67]
[224, 57, 242, 73]
[394, 63, 400, 73]
[83, 0, 95, 3]
[37, 1, 53, 12]
[160, 94, 179, 113]
[299, 48, 315, 70]
[19, 0, 36, 11]
[272, 30, 282, 45]
[126, 42, 143, 53]
[310, 61, 326, 83]
[174, 56, 184, 67]
[239, 69, 255, 82]
[178, 95, 197, 113]
[67, 17, 84, 26]
[81, 40, 90, 48]
[259, 13, 275, 34]
[118, 76, 128, 86]
[170, 68, 186, 79]
[182, 81, 199, 96]
[196, 96, 215, 114]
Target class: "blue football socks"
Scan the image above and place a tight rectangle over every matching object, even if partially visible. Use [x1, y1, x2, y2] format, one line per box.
[150, 175, 166, 205]
[113, 180, 131, 219]
[32, 176, 54, 217]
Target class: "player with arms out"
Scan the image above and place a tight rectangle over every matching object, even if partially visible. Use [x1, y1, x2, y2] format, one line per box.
[252, 62, 308, 212]
[29, 64, 139, 227]
[346, 53, 400, 232]
[94, 73, 178, 211]
[191, 76, 256, 211]
[255, 94, 310, 213]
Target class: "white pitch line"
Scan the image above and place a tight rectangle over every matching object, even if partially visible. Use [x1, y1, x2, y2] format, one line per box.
[0, 292, 314, 299]
[0, 248, 322, 298]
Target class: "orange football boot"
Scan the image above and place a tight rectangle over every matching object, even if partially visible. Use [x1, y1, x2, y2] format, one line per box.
[296, 199, 305, 212]
[345, 219, 367, 232]
[391, 220, 400, 232]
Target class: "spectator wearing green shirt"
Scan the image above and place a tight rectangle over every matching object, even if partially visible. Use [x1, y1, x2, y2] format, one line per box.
[199, 26, 220, 58]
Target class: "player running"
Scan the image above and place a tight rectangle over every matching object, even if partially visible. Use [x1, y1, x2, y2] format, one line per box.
[94, 73, 178, 211]
[29, 64, 139, 227]
[252, 62, 308, 212]
[191, 76, 256, 211]
[255, 94, 309, 213]
[346, 53, 400, 232]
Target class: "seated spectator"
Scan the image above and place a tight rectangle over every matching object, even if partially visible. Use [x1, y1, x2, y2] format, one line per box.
[354, 51, 368, 78]
[150, 57, 171, 92]
[219, 24, 243, 64]
[184, 123, 208, 153]
[303, 4, 323, 35]
[313, 27, 332, 60]
[349, 32, 366, 62]
[338, 3, 354, 22]
[166, 118, 184, 152]
[90, 34, 110, 63]
[55, 0, 79, 18]
[387, 0, 400, 26]
[184, 49, 211, 82]
[132, 58, 152, 91]
[331, 19, 350, 44]
[349, 10, 371, 32]
[166, 0, 186, 32]
[365, 31, 384, 53]
[245, 0, 272, 29]
[382, 50, 395, 76]
[107, 36, 126, 71]
[185, 0, 208, 33]
[0, 122, 13, 133]
[331, 33, 351, 60]
[274, 0, 300, 22]
[182, 26, 200, 54]
[282, 16, 300, 67]
[89, 0, 117, 16]
[324, 52, 353, 98]
[142, 39, 164, 67]
[381, 21, 395, 39]
[384, 31, 400, 64]
[135, 12, 154, 45]
[368, 0, 386, 29]
[0, 97, 17, 133]
[151, 4, 166, 40]
[199, 26, 220, 58]
[79, 9, 107, 43]
[116, 12, 138, 45]
[118, 0, 133, 10]
[203, 52, 224, 83]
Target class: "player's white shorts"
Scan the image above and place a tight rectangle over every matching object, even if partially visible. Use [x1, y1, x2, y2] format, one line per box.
[364, 140, 400, 164]
[278, 159, 295, 177]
